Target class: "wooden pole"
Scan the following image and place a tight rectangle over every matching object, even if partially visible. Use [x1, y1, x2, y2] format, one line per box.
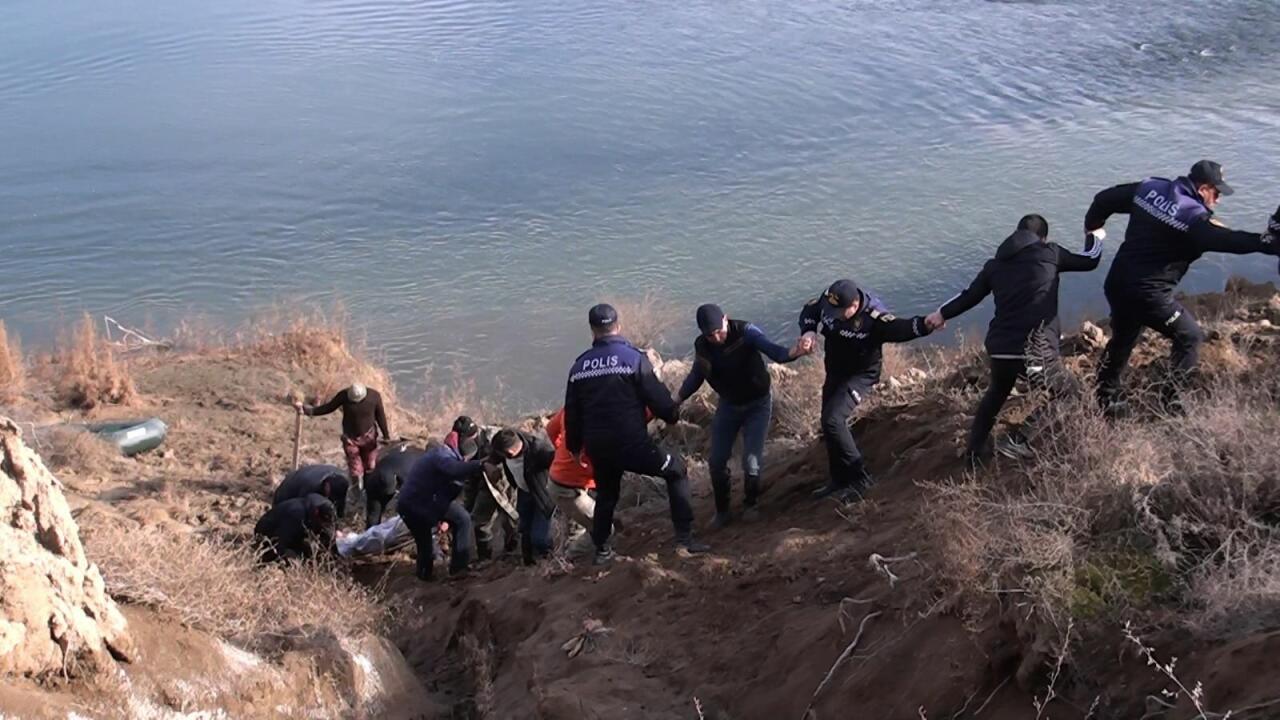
[291, 408, 303, 472]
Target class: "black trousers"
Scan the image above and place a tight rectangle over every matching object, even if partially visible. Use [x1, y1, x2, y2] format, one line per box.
[820, 373, 878, 488]
[969, 353, 1080, 456]
[1098, 294, 1203, 404]
[590, 439, 694, 549]
[364, 475, 396, 529]
[399, 501, 472, 579]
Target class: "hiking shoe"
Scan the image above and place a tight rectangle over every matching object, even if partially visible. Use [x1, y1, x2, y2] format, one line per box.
[812, 483, 845, 499]
[742, 506, 761, 523]
[710, 512, 733, 530]
[994, 435, 1034, 460]
[593, 546, 616, 566]
[834, 485, 866, 506]
[675, 536, 711, 556]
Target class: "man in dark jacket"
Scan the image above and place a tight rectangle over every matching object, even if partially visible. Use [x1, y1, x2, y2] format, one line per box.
[928, 214, 1102, 463]
[254, 493, 337, 562]
[364, 442, 423, 528]
[564, 303, 710, 564]
[799, 279, 933, 504]
[449, 417, 519, 561]
[677, 304, 802, 527]
[295, 383, 392, 487]
[273, 464, 350, 519]
[1085, 160, 1280, 412]
[489, 428, 558, 565]
[397, 441, 484, 580]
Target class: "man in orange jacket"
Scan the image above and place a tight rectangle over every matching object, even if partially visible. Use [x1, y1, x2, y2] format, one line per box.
[545, 408, 613, 560]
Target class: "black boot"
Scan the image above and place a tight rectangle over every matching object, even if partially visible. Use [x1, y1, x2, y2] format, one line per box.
[521, 538, 535, 566]
[475, 540, 492, 562]
[742, 475, 761, 521]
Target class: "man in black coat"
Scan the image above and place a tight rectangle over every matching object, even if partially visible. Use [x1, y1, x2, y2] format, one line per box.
[364, 442, 423, 528]
[488, 428, 558, 565]
[254, 493, 337, 562]
[929, 214, 1102, 464]
[273, 464, 349, 519]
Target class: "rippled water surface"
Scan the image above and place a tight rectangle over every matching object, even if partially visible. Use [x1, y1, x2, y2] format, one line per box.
[3, 0, 1280, 407]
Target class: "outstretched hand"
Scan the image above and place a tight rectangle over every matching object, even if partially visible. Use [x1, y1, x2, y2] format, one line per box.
[925, 311, 947, 331]
[1264, 205, 1280, 245]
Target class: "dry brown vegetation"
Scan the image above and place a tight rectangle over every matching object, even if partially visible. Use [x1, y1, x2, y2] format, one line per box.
[83, 520, 387, 652]
[0, 320, 24, 404]
[236, 306, 395, 406]
[55, 313, 137, 409]
[607, 292, 679, 350]
[926, 323, 1280, 642]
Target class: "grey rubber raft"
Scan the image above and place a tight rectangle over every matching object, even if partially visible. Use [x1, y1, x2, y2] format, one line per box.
[86, 418, 168, 456]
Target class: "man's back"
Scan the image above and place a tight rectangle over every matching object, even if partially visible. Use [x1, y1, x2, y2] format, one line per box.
[563, 335, 677, 455]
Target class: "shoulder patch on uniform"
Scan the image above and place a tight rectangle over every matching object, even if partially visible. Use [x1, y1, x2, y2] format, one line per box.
[1209, 217, 1228, 228]
[870, 309, 896, 322]
[804, 297, 820, 307]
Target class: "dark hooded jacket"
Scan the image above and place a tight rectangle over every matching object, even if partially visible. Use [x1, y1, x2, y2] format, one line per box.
[254, 493, 336, 561]
[273, 464, 349, 518]
[939, 229, 1102, 357]
[495, 431, 558, 517]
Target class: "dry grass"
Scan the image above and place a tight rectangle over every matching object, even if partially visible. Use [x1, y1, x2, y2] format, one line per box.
[416, 364, 512, 438]
[236, 306, 395, 407]
[458, 633, 497, 720]
[55, 313, 137, 409]
[0, 319, 24, 404]
[769, 353, 828, 438]
[83, 520, 387, 652]
[925, 324, 1280, 638]
[606, 292, 679, 350]
[41, 426, 123, 476]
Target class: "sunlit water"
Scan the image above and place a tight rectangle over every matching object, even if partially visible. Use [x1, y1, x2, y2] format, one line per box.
[3, 0, 1279, 410]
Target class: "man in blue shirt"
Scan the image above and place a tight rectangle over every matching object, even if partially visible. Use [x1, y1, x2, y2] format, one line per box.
[676, 304, 803, 527]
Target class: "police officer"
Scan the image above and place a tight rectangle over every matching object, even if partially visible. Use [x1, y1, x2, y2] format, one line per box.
[1086, 160, 1280, 413]
[928, 214, 1102, 465]
[800, 279, 933, 503]
[676, 304, 803, 528]
[564, 303, 709, 564]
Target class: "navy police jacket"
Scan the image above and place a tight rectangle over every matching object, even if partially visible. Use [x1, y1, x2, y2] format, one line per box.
[563, 335, 678, 456]
[798, 289, 931, 381]
[1086, 176, 1271, 301]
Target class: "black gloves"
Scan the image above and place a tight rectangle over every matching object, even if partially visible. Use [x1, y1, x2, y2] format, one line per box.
[1263, 205, 1280, 255]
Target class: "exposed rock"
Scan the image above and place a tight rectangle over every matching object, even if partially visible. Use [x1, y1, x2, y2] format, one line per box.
[0, 416, 134, 678]
[1079, 321, 1107, 350]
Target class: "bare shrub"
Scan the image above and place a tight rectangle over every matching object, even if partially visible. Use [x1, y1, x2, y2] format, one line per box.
[83, 521, 386, 651]
[770, 354, 827, 438]
[926, 357, 1280, 637]
[417, 364, 511, 438]
[0, 319, 24, 404]
[238, 305, 394, 406]
[41, 426, 123, 476]
[606, 293, 678, 350]
[56, 313, 137, 409]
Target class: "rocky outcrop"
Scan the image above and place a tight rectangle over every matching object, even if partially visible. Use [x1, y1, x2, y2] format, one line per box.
[0, 416, 134, 677]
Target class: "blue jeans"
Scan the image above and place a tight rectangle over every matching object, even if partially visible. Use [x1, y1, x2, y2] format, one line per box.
[516, 488, 553, 564]
[708, 392, 772, 513]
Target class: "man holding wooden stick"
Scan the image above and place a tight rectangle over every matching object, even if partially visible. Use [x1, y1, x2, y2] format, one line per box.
[295, 382, 391, 489]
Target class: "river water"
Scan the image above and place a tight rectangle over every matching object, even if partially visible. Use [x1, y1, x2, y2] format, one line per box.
[3, 0, 1279, 409]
